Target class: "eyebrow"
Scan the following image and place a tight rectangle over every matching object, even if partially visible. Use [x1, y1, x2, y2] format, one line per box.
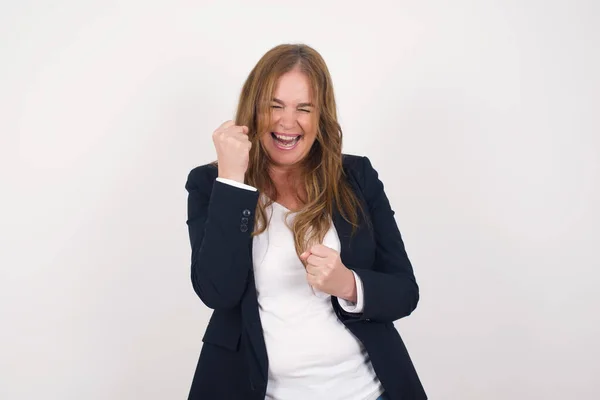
[272, 98, 314, 108]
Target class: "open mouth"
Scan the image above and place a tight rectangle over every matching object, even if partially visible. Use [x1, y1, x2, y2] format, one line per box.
[271, 132, 302, 150]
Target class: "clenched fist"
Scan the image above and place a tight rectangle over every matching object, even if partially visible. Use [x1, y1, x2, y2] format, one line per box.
[300, 244, 357, 302]
[212, 120, 252, 183]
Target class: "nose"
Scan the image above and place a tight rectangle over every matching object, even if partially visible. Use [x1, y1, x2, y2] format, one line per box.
[278, 108, 297, 131]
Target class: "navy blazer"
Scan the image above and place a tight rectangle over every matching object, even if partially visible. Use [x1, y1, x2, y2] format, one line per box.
[185, 154, 427, 400]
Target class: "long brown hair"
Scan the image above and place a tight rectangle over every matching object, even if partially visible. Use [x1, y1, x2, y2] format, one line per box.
[233, 43, 365, 258]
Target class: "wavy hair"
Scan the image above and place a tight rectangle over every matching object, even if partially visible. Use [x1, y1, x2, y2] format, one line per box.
[230, 43, 365, 258]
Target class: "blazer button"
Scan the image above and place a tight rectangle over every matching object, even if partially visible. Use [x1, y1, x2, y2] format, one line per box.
[241, 217, 248, 224]
[242, 209, 251, 217]
[240, 224, 248, 232]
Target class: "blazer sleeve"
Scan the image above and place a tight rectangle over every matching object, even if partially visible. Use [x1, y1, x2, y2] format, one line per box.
[344, 156, 420, 323]
[185, 166, 260, 309]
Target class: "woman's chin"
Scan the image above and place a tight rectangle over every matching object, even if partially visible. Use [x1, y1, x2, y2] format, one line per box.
[266, 145, 306, 166]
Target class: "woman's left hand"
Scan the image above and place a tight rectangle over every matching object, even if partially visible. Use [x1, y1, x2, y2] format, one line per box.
[300, 244, 357, 302]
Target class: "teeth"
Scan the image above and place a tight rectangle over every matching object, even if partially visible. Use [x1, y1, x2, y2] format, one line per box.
[278, 139, 296, 147]
[275, 133, 300, 141]
[274, 135, 299, 148]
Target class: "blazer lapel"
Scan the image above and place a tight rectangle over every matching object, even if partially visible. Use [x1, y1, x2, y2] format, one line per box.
[241, 244, 269, 388]
[332, 205, 355, 271]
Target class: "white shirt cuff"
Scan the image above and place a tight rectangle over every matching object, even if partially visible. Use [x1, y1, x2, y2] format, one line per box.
[216, 177, 257, 192]
[337, 270, 364, 314]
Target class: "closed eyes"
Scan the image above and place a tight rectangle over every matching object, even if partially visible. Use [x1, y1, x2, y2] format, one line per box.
[271, 105, 311, 113]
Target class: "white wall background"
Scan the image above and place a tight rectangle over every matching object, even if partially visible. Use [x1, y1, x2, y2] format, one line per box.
[1, 0, 599, 399]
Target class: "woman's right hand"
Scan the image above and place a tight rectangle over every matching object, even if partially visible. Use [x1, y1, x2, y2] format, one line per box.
[212, 120, 252, 183]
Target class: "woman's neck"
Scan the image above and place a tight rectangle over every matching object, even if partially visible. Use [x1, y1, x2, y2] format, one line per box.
[268, 165, 306, 205]
[269, 165, 300, 188]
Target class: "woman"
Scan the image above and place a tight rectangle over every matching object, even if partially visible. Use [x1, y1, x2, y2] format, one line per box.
[185, 44, 427, 400]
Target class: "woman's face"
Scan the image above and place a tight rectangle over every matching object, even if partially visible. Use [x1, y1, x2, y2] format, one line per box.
[260, 69, 318, 169]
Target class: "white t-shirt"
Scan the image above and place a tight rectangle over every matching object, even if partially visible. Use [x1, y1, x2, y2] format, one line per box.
[250, 196, 384, 400]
